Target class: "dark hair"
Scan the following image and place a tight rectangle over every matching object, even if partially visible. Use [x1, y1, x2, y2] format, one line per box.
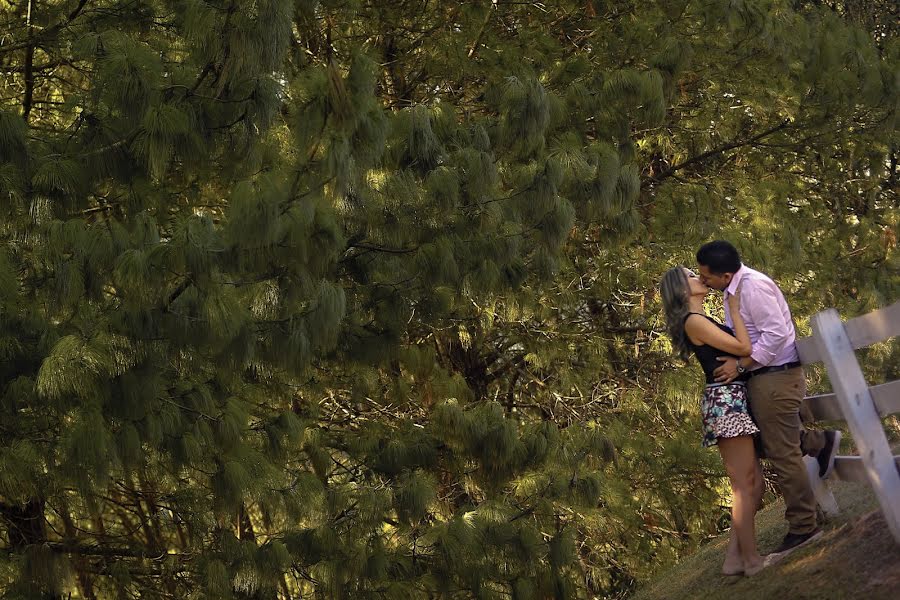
[696, 240, 741, 275]
[660, 266, 693, 361]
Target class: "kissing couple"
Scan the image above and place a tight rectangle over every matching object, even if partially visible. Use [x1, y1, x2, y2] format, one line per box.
[660, 240, 841, 576]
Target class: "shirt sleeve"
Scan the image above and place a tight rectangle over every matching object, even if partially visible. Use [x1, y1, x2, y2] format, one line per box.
[743, 280, 792, 366]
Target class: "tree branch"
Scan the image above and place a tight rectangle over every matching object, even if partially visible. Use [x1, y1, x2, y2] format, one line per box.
[645, 119, 791, 187]
[349, 242, 419, 254]
[0, 541, 172, 559]
[0, 0, 91, 56]
[21, 24, 35, 122]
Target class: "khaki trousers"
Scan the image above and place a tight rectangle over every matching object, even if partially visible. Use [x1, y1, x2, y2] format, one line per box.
[748, 368, 826, 535]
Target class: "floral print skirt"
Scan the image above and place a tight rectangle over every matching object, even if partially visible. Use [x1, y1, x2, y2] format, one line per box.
[701, 382, 759, 448]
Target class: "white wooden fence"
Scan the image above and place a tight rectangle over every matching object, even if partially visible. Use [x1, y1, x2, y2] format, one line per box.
[794, 300, 900, 544]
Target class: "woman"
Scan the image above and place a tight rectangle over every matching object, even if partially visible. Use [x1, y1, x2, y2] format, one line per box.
[660, 266, 775, 576]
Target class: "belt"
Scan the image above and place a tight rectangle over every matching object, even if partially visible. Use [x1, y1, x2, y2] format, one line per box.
[706, 381, 746, 388]
[749, 361, 802, 377]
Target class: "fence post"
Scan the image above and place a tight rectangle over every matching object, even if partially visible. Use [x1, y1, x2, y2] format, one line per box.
[811, 309, 900, 543]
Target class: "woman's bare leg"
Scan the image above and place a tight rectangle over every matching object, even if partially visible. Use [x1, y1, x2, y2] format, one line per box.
[718, 435, 764, 571]
[722, 530, 743, 575]
[753, 459, 765, 513]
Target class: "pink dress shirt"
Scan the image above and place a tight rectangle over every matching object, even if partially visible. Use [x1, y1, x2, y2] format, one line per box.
[723, 265, 800, 369]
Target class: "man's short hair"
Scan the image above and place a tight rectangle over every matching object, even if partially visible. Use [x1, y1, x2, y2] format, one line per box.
[697, 240, 741, 274]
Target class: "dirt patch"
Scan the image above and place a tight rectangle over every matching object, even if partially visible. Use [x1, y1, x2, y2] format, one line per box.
[631, 488, 900, 600]
[767, 510, 900, 599]
[829, 510, 900, 597]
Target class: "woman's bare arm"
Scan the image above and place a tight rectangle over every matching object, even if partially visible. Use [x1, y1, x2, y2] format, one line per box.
[725, 288, 752, 356]
[684, 296, 752, 357]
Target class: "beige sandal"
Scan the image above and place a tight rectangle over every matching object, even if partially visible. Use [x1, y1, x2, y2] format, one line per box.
[721, 564, 744, 576]
[721, 555, 744, 576]
[744, 552, 783, 577]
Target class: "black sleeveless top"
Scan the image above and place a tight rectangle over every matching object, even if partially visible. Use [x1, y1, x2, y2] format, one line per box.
[684, 313, 749, 384]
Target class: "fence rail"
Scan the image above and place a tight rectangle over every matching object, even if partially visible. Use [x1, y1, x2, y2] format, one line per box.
[796, 300, 900, 544]
[796, 300, 900, 362]
[804, 380, 900, 421]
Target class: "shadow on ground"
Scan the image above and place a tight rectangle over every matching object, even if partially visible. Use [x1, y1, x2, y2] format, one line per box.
[631, 480, 900, 600]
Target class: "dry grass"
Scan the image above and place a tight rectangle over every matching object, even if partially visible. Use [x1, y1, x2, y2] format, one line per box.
[630, 480, 900, 600]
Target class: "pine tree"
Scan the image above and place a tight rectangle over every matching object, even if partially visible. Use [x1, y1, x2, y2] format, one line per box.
[0, 1, 896, 599]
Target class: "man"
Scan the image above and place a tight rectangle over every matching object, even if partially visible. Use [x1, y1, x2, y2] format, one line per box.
[696, 240, 841, 554]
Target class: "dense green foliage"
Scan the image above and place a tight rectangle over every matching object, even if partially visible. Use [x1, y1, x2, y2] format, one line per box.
[0, 0, 896, 598]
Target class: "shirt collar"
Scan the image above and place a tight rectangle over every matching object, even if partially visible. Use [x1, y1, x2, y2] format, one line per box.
[725, 265, 746, 296]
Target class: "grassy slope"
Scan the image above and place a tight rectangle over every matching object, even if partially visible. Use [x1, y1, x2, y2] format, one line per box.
[630, 480, 900, 600]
